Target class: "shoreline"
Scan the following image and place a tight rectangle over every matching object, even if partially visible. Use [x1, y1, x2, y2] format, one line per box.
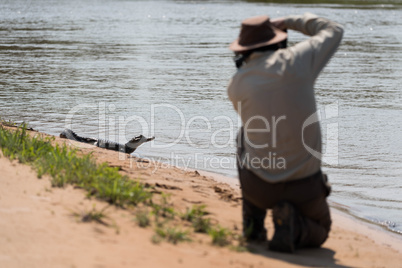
[1, 125, 401, 267]
[193, 167, 402, 254]
[329, 206, 402, 254]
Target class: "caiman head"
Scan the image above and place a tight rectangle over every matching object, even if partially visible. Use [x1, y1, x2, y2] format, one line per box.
[126, 135, 155, 149]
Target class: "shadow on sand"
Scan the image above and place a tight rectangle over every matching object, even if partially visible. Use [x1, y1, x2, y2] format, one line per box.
[246, 242, 352, 268]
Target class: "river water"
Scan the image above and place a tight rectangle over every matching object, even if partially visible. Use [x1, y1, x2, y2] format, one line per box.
[1, 0, 401, 234]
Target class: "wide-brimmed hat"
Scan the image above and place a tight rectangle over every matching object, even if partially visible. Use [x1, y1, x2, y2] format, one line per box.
[230, 15, 287, 52]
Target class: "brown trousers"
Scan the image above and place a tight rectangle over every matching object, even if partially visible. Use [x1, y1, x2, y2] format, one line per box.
[238, 165, 332, 247]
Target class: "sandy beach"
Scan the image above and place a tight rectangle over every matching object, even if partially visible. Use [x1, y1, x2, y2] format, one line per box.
[0, 127, 401, 268]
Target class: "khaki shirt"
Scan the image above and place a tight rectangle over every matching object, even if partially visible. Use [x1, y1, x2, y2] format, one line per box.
[228, 13, 344, 183]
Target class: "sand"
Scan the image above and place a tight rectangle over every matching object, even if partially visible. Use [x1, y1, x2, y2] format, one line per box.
[0, 128, 401, 268]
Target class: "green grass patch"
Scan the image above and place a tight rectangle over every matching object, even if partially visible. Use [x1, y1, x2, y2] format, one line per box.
[181, 205, 212, 233]
[0, 123, 152, 207]
[154, 226, 191, 244]
[208, 225, 232, 247]
[71, 204, 110, 226]
[0, 119, 18, 128]
[180, 204, 208, 222]
[151, 193, 176, 220]
[192, 217, 212, 233]
[135, 210, 151, 228]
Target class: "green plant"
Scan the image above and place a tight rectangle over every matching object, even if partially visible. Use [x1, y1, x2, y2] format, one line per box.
[181, 204, 208, 222]
[0, 123, 54, 163]
[0, 124, 153, 208]
[0, 118, 18, 127]
[72, 204, 110, 226]
[229, 245, 249, 252]
[151, 193, 176, 220]
[154, 226, 191, 244]
[151, 234, 163, 244]
[181, 205, 211, 233]
[192, 217, 212, 233]
[229, 234, 250, 252]
[208, 225, 232, 247]
[135, 210, 151, 228]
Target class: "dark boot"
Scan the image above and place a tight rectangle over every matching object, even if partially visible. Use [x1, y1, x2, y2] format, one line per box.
[269, 201, 300, 253]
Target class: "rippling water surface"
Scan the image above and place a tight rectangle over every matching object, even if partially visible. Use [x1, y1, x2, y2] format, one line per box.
[1, 0, 401, 234]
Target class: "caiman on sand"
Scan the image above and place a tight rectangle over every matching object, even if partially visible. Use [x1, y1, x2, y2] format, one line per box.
[60, 128, 154, 154]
